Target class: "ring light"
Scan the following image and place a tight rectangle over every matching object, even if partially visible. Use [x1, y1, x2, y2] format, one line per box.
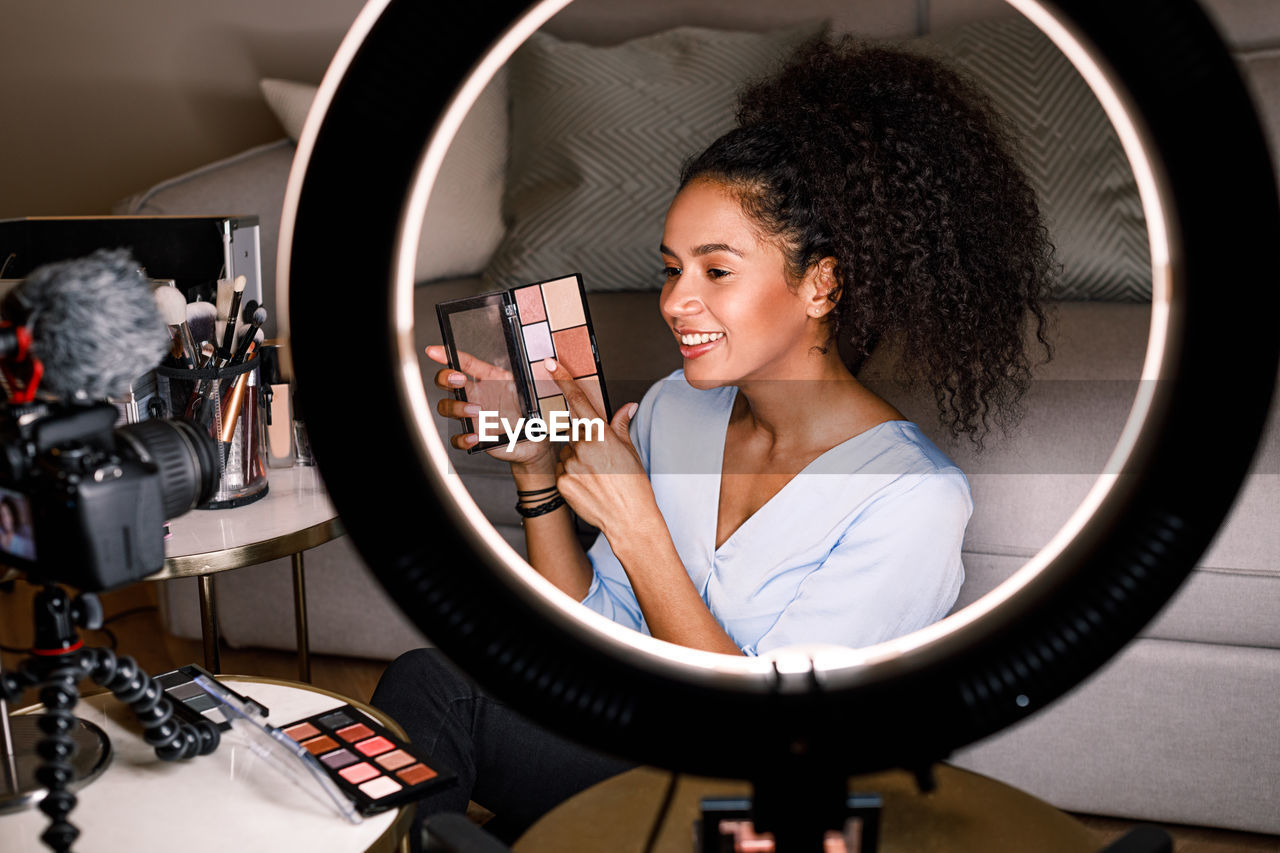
[280, 0, 1279, 821]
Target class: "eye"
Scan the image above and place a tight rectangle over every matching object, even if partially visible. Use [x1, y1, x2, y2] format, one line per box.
[663, 266, 682, 279]
[707, 268, 731, 279]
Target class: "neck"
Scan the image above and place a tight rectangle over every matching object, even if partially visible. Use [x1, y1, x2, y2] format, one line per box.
[732, 346, 864, 450]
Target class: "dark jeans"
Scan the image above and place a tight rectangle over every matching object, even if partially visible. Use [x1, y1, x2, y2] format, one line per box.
[370, 647, 635, 848]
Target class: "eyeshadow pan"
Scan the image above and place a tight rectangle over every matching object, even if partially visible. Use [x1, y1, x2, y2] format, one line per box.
[551, 326, 595, 378]
[321, 748, 358, 770]
[302, 735, 339, 755]
[284, 722, 321, 741]
[514, 285, 546, 324]
[184, 693, 217, 713]
[336, 723, 375, 743]
[398, 764, 439, 785]
[359, 776, 403, 799]
[375, 749, 415, 771]
[169, 681, 205, 700]
[339, 762, 380, 785]
[355, 736, 394, 757]
[529, 359, 557, 398]
[538, 394, 567, 425]
[318, 710, 355, 729]
[522, 322, 554, 362]
[542, 276, 586, 330]
[155, 672, 185, 689]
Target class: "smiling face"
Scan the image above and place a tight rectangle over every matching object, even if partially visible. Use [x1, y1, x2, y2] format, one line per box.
[660, 179, 834, 390]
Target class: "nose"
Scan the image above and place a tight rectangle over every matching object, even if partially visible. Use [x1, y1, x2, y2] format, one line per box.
[661, 273, 703, 321]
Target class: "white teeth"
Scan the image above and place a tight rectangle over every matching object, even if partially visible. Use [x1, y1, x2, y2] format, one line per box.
[680, 332, 724, 346]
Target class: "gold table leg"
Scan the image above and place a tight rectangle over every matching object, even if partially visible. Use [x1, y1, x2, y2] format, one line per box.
[292, 552, 311, 683]
[197, 574, 220, 674]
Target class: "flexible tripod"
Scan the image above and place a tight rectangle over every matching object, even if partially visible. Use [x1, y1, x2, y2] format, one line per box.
[0, 582, 222, 853]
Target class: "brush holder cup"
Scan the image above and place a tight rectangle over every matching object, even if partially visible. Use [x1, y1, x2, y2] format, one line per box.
[156, 359, 269, 509]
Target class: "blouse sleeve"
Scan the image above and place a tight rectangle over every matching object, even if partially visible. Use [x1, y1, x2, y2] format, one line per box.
[746, 470, 972, 656]
[577, 376, 664, 633]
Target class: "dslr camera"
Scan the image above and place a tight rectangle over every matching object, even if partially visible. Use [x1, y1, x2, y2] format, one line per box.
[0, 399, 218, 591]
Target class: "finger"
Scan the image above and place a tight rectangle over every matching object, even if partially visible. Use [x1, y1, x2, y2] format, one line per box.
[451, 432, 480, 451]
[429, 346, 512, 381]
[543, 358, 601, 422]
[434, 367, 468, 391]
[437, 398, 482, 420]
[610, 402, 639, 444]
[455, 349, 513, 381]
[557, 439, 576, 465]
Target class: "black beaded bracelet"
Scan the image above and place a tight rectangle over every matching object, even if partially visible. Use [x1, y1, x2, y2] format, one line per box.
[515, 495, 567, 518]
[516, 484, 559, 498]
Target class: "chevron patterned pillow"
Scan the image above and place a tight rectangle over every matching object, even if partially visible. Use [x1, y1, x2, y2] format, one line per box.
[483, 22, 827, 293]
[909, 14, 1152, 301]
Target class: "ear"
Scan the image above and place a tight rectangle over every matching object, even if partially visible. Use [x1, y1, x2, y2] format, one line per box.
[801, 257, 841, 319]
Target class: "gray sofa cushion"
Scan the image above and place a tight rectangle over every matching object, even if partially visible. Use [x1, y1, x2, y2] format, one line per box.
[953, 637, 1280, 835]
[113, 140, 295, 337]
[257, 72, 510, 285]
[908, 14, 1150, 300]
[482, 22, 826, 293]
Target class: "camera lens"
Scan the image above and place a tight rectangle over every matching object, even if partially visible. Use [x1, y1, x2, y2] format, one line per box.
[114, 418, 219, 518]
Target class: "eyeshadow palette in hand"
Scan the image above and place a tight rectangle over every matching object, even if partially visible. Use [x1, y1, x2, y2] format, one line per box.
[436, 273, 611, 453]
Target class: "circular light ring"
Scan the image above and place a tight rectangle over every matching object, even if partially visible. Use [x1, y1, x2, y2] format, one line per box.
[284, 0, 1280, 779]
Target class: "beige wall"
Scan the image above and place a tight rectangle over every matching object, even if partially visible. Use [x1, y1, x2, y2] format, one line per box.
[0, 0, 366, 219]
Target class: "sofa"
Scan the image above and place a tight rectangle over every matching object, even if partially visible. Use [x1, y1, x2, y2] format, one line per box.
[116, 0, 1280, 836]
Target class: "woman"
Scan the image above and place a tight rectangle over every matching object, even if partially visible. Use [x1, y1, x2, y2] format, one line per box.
[374, 34, 1053, 842]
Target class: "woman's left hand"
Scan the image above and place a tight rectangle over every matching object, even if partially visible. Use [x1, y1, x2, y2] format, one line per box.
[544, 359, 657, 537]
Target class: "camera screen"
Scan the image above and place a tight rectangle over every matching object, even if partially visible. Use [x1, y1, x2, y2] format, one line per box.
[0, 484, 37, 562]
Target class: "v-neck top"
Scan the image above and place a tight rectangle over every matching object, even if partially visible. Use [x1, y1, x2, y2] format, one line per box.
[581, 370, 972, 655]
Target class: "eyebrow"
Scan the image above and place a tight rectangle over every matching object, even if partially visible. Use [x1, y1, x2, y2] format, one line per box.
[659, 242, 746, 258]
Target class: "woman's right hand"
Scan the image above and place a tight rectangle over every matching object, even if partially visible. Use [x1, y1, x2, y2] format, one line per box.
[426, 345, 558, 471]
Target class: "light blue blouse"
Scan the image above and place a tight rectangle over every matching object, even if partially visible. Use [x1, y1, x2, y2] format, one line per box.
[580, 370, 971, 656]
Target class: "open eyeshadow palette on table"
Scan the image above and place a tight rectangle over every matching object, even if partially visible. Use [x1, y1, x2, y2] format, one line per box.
[183, 672, 455, 821]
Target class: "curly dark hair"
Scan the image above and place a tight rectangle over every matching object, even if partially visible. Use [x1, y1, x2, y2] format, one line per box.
[680, 35, 1055, 447]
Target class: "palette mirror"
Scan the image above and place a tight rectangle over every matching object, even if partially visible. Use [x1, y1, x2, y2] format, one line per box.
[406, 0, 1155, 655]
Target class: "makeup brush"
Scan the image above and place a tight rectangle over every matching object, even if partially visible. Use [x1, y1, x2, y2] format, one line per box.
[229, 305, 268, 367]
[153, 285, 197, 368]
[185, 299, 218, 363]
[216, 277, 234, 322]
[217, 339, 260, 466]
[218, 274, 246, 366]
[186, 340, 219, 428]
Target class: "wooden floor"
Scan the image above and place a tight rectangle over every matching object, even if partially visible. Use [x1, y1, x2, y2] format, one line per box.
[2, 578, 1277, 852]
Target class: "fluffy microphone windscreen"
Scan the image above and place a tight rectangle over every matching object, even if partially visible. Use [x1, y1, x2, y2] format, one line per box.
[17, 248, 170, 400]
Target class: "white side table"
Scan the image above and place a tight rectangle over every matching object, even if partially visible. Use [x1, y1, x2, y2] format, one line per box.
[149, 466, 343, 680]
[0, 677, 411, 853]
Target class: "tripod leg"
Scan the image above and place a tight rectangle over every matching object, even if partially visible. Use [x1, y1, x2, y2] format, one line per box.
[29, 658, 89, 853]
[83, 648, 219, 760]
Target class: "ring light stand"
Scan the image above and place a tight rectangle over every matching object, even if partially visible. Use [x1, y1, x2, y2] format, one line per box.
[281, 0, 1280, 849]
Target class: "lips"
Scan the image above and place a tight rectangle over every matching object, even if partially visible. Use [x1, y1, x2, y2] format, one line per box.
[675, 329, 724, 359]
